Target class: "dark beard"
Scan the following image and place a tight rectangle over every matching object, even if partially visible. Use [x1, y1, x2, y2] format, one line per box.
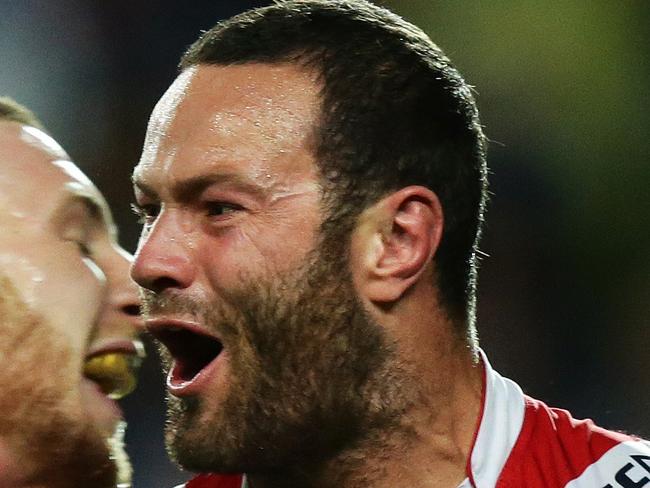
[0, 275, 116, 488]
[146, 242, 414, 475]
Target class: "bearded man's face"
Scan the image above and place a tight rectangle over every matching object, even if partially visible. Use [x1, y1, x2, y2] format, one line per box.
[132, 63, 415, 474]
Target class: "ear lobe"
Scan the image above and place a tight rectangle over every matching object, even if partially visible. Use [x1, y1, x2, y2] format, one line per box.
[361, 186, 443, 303]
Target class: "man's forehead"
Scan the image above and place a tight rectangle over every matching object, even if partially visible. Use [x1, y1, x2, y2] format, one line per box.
[137, 63, 321, 187]
[0, 124, 68, 177]
[155, 64, 317, 132]
[0, 124, 107, 216]
[145, 68, 196, 145]
[0, 122, 67, 162]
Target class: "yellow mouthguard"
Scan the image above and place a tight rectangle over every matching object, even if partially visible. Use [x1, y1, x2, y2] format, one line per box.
[83, 352, 141, 400]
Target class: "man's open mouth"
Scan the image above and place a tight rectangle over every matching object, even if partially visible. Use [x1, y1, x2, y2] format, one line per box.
[148, 322, 224, 385]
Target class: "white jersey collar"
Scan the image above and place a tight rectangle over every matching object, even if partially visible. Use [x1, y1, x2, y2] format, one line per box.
[458, 349, 525, 488]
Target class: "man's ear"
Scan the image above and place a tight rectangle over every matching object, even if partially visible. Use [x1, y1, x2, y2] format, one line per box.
[352, 186, 443, 303]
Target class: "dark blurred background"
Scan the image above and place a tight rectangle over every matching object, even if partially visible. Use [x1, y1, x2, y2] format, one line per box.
[1, 1, 648, 486]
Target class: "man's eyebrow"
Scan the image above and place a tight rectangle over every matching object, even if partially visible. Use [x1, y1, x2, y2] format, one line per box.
[174, 174, 267, 203]
[131, 175, 159, 200]
[132, 173, 268, 203]
[64, 192, 118, 237]
[77, 194, 102, 220]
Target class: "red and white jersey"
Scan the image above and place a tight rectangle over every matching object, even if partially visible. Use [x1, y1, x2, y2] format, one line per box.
[177, 352, 650, 488]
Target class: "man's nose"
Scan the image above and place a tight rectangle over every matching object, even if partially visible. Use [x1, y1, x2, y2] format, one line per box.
[92, 245, 143, 339]
[109, 247, 143, 327]
[131, 210, 196, 294]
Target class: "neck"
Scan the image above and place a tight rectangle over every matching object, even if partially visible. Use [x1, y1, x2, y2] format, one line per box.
[249, 331, 483, 488]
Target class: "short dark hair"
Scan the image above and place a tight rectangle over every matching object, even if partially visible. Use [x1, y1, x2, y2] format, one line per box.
[0, 97, 44, 130]
[181, 0, 488, 337]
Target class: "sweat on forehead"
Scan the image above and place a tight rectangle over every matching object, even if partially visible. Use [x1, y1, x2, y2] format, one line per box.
[0, 122, 67, 172]
[137, 63, 321, 187]
[0, 123, 100, 211]
[147, 65, 318, 142]
[0, 127, 57, 209]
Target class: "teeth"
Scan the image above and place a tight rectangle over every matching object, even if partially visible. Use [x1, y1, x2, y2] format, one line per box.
[84, 352, 141, 399]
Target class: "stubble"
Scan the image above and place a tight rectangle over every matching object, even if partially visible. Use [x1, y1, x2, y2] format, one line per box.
[147, 244, 416, 476]
[0, 275, 116, 488]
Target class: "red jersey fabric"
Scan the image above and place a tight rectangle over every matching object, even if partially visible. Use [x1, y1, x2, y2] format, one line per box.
[185, 473, 243, 488]
[179, 351, 650, 488]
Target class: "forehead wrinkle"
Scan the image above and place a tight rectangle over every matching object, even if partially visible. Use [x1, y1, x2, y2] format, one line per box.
[188, 143, 317, 200]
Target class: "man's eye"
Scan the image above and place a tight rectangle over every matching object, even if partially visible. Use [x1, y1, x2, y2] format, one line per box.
[61, 225, 93, 259]
[77, 241, 93, 258]
[131, 203, 160, 225]
[206, 202, 241, 217]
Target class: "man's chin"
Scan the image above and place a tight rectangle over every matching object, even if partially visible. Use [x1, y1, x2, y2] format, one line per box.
[81, 370, 133, 486]
[81, 377, 124, 437]
[165, 396, 234, 472]
[0, 274, 125, 487]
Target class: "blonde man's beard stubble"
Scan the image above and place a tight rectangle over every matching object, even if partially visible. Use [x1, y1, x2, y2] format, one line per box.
[0, 274, 125, 487]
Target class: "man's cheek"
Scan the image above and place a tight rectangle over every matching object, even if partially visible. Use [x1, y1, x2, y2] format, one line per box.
[0, 256, 43, 313]
[0, 273, 37, 354]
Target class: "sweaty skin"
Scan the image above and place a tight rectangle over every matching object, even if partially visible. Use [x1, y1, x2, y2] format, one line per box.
[133, 64, 324, 294]
[133, 64, 482, 488]
[0, 120, 143, 487]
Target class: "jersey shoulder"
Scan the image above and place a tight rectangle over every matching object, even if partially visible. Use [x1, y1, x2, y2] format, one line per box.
[497, 395, 650, 488]
[178, 473, 244, 488]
